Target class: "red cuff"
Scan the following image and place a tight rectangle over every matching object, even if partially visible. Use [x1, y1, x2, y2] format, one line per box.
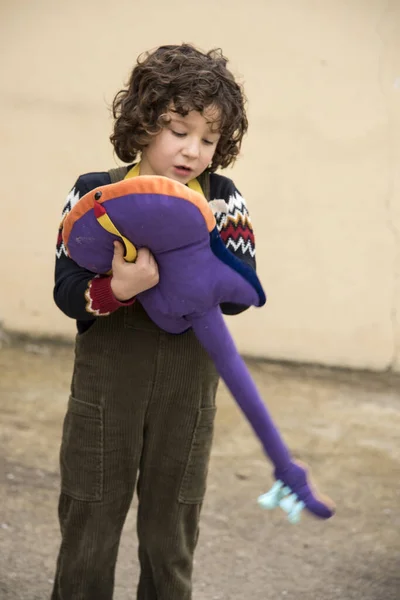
[85, 276, 135, 316]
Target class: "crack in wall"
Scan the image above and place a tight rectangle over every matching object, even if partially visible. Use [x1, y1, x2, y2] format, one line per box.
[376, 0, 400, 371]
[387, 190, 400, 372]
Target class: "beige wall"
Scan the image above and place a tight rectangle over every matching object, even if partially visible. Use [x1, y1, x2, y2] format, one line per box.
[1, 0, 399, 371]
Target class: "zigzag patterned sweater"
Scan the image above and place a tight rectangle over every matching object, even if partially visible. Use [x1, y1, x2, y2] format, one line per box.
[55, 170, 257, 334]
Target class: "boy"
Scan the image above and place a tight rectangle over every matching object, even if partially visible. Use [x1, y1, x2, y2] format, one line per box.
[52, 44, 256, 600]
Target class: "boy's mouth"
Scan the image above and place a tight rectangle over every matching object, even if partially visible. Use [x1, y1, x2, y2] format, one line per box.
[174, 165, 193, 175]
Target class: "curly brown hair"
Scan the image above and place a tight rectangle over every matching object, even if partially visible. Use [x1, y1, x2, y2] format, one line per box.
[110, 44, 248, 171]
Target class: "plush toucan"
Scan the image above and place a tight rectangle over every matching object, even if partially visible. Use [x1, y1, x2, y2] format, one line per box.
[63, 173, 335, 524]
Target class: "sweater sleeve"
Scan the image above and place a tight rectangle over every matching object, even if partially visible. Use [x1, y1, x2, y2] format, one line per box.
[215, 181, 256, 271]
[212, 177, 258, 315]
[53, 174, 135, 321]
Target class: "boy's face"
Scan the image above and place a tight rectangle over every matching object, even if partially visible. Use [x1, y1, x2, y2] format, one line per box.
[140, 105, 221, 184]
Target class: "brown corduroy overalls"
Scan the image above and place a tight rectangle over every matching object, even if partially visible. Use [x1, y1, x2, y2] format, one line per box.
[52, 169, 219, 600]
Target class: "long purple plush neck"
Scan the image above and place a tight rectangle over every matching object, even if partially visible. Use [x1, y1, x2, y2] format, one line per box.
[190, 307, 291, 473]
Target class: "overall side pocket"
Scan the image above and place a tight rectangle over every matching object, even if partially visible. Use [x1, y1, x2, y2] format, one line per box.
[179, 407, 217, 504]
[60, 396, 104, 502]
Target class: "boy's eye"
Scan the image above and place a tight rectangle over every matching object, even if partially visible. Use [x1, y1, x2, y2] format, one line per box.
[171, 130, 186, 138]
[203, 139, 214, 146]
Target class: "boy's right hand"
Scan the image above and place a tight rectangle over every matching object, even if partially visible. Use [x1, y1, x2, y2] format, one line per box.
[110, 241, 159, 301]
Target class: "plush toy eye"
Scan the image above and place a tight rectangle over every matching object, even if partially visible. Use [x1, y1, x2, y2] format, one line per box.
[94, 191, 102, 200]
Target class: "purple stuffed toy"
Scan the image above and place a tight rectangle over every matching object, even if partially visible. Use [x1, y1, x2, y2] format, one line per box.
[63, 174, 335, 524]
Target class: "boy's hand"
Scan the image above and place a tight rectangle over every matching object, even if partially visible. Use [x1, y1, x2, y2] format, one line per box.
[110, 241, 159, 301]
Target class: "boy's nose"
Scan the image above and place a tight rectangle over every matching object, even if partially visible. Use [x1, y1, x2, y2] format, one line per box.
[182, 139, 200, 159]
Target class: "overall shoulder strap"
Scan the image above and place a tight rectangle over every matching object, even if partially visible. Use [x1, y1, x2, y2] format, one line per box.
[108, 165, 131, 183]
[197, 170, 211, 201]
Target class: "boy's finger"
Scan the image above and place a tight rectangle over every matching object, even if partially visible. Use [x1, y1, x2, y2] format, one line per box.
[113, 241, 125, 260]
[137, 247, 151, 263]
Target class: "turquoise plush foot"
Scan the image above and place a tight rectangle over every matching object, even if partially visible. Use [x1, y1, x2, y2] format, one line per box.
[258, 480, 305, 524]
[258, 462, 335, 523]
